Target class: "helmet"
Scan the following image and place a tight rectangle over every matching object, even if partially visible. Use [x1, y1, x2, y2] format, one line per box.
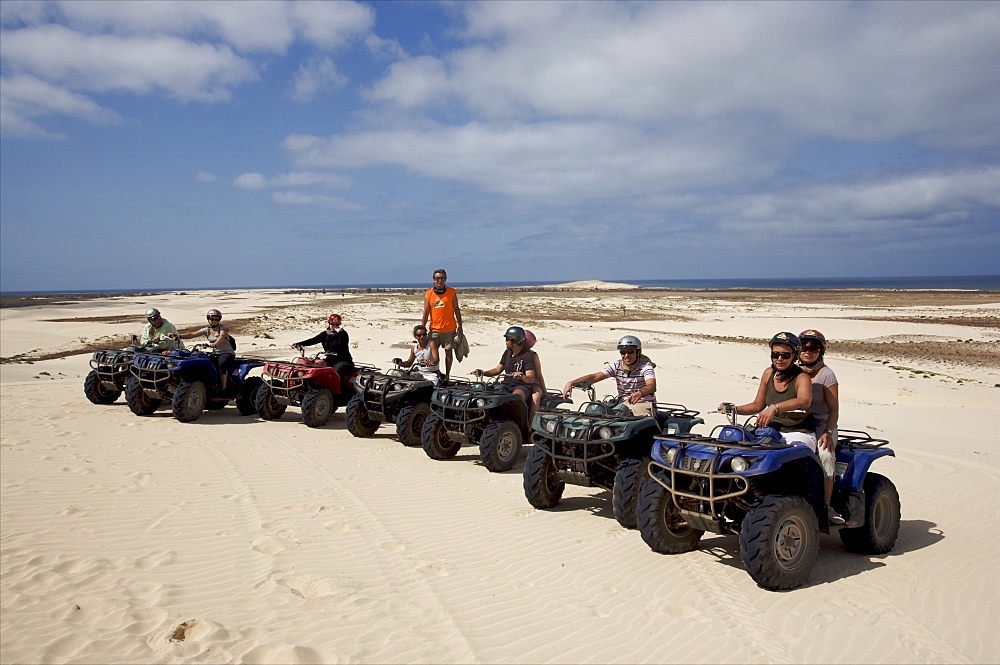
[617, 335, 642, 353]
[206, 308, 222, 319]
[328, 314, 342, 325]
[798, 329, 826, 351]
[522, 329, 536, 350]
[504, 326, 526, 344]
[769, 331, 801, 351]
[145, 308, 161, 320]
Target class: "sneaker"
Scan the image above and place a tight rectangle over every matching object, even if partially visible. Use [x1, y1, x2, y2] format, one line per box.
[828, 507, 846, 525]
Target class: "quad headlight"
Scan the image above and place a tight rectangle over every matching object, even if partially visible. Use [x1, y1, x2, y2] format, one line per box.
[597, 426, 615, 439]
[543, 419, 557, 434]
[474, 398, 488, 408]
[664, 447, 678, 464]
[729, 456, 750, 473]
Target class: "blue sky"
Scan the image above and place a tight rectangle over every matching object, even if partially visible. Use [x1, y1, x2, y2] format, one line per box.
[1, 0, 998, 292]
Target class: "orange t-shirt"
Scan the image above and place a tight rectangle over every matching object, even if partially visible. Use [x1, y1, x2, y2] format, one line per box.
[425, 287, 458, 333]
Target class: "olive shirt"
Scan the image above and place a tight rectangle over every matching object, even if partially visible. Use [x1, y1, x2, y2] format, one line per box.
[764, 371, 815, 433]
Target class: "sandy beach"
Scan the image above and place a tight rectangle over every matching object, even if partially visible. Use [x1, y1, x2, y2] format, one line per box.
[2, 283, 999, 664]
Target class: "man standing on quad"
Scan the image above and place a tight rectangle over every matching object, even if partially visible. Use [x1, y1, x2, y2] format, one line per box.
[563, 335, 658, 416]
[140, 308, 183, 351]
[421, 268, 463, 384]
[475, 326, 540, 418]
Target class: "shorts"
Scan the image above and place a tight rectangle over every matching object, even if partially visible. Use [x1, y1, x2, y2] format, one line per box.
[509, 383, 534, 400]
[783, 430, 834, 478]
[429, 330, 456, 350]
[628, 400, 656, 417]
[815, 424, 838, 478]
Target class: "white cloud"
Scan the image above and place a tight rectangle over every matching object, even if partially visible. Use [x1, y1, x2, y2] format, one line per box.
[368, 2, 1000, 148]
[17, 0, 372, 53]
[233, 173, 268, 190]
[197, 171, 216, 183]
[234, 171, 353, 190]
[272, 191, 366, 212]
[289, 56, 346, 103]
[290, 0, 374, 49]
[285, 121, 775, 201]
[1, 24, 257, 102]
[0, 74, 119, 138]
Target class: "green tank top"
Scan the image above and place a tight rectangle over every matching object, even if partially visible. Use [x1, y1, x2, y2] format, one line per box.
[765, 372, 813, 433]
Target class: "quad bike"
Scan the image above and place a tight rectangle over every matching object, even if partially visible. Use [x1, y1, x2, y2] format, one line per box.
[255, 345, 379, 428]
[345, 359, 437, 445]
[421, 374, 570, 472]
[636, 403, 901, 590]
[125, 342, 264, 423]
[84, 335, 148, 404]
[524, 382, 704, 528]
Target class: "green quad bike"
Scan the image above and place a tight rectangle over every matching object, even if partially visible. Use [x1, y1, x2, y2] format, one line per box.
[84, 335, 146, 404]
[524, 382, 704, 528]
[420, 374, 570, 472]
[345, 360, 437, 445]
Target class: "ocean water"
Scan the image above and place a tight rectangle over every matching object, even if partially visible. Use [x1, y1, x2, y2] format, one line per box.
[4, 275, 999, 295]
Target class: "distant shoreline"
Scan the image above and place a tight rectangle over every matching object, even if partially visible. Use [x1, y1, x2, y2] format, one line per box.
[4, 279, 1000, 308]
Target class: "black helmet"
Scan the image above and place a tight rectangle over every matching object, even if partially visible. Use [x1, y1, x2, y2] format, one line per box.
[769, 331, 801, 351]
[617, 335, 642, 352]
[504, 326, 526, 344]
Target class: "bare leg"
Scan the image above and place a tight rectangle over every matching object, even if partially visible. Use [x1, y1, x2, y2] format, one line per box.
[444, 349, 454, 382]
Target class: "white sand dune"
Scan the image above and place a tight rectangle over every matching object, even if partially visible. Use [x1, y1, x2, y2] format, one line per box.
[1, 288, 998, 663]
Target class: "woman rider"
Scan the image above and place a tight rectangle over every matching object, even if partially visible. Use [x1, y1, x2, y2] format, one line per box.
[293, 314, 355, 380]
[798, 329, 844, 524]
[176, 309, 234, 390]
[722, 331, 847, 524]
[393, 324, 441, 385]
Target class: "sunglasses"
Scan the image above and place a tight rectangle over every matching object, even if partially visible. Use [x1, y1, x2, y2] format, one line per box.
[433, 276, 446, 281]
[207, 316, 221, 320]
[771, 351, 793, 360]
[620, 349, 638, 355]
[802, 344, 821, 352]
[148, 316, 161, 321]
[415, 333, 428, 337]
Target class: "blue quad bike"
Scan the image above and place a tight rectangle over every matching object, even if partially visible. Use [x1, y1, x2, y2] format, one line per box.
[637, 404, 900, 590]
[525, 382, 704, 529]
[125, 341, 265, 422]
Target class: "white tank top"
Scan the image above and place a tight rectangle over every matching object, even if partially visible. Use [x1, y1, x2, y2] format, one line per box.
[414, 343, 438, 373]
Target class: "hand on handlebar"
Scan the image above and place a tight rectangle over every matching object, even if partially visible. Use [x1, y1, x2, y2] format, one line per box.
[472, 369, 483, 377]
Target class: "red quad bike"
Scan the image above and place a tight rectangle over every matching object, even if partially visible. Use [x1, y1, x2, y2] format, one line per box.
[255, 345, 379, 428]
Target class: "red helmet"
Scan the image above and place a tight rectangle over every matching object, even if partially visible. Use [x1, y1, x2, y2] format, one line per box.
[523, 329, 536, 350]
[206, 308, 222, 320]
[328, 314, 342, 325]
[798, 329, 826, 352]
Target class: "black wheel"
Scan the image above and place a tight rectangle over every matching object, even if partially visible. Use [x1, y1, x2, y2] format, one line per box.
[522, 444, 565, 508]
[346, 394, 380, 437]
[255, 384, 286, 420]
[84, 370, 120, 404]
[637, 476, 703, 553]
[235, 377, 263, 416]
[613, 456, 649, 529]
[421, 413, 460, 460]
[125, 375, 161, 416]
[301, 386, 334, 428]
[172, 380, 207, 422]
[839, 473, 901, 554]
[395, 403, 430, 446]
[480, 419, 522, 472]
[740, 494, 819, 590]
